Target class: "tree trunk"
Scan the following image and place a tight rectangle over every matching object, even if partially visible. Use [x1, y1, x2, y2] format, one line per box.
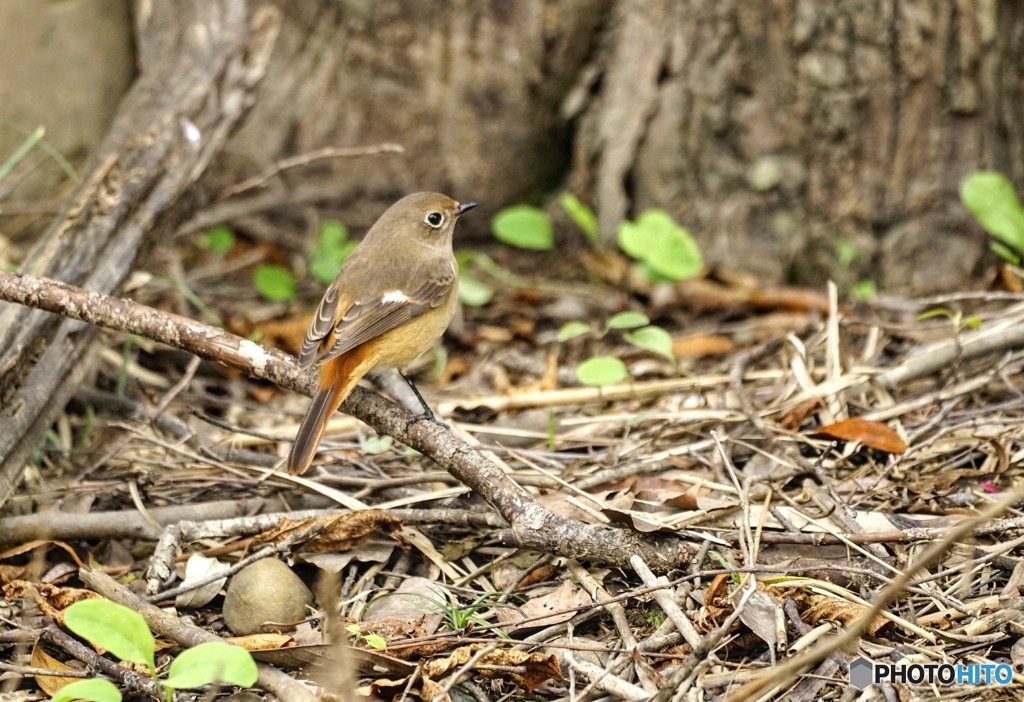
[213, 0, 609, 228]
[569, 0, 1024, 291]
[0, 1, 279, 508]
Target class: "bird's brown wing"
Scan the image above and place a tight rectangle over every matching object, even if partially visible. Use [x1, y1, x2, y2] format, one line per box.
[298, 261, 456, 367]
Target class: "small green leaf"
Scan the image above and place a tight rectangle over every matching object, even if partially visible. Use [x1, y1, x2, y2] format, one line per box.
[308, 243, 356, 285]
[458, 271, 494, 307]
[576, 356, 629, 386]
[253, 264, 296, 301]
[853, 280, 877, 302]
[362, 435, 394, 454]
[556, 321, 591, 342]
[961, 171, 1024, 256]
[991, 241, 1021, 265]
[202, 226, 236, 253]
[162, 641, 258, 690]
[623, 326, 675, 362]
[917, 307, 954, 322]
[63, 599, 156, 670]
[617, 210, 703, 281]
[0, 125, 44, 184]
[835, 240, 862, 269]
[363, 633, 388, 649]
[51, 678, 122, 702]
[308, 220, 355, 284]
[605, 311, 649, 331]
[492, 206, 554, 250]
[559, 193, 598, 244]
[318, 219, 348, 248]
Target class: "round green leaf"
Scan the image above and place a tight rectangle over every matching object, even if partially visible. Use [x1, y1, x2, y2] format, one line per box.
[202, 226, 236, 253]
[51, 678, 122, 702]
[961, 171, 1024, 255]
[458, 272, 494, 307]
[162, 641, 258, 690]
[605, 311, 649, 331]
[252, 264, 296, 301]
[617, 209, 670, 260]
[309, 221, 354, 284]
[318, 219, 348, 248]
[492, 206, 554, 250]
[556, 321, 591, 342]
[623, 326, 675, 362]
[361, 434, 394, 454]
[576, 356, 629, 386]
[363, 633, 388, 649]
[617, 210, 703, 281]
[308, 241, 356, 285]
[63, 599, 155, 670]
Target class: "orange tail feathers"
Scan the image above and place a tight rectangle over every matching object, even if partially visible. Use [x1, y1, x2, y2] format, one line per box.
[286, 346, 371, 475]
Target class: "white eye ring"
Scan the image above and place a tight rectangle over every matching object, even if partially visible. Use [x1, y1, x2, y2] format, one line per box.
[425, 212, 444, 228]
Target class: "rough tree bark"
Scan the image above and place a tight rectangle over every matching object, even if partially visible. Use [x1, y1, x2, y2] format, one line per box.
[213, 0, 610, 227]
[0, 1, 280, 508]
[6, 3, 1019, 291]
[569, 0, 1024, 290]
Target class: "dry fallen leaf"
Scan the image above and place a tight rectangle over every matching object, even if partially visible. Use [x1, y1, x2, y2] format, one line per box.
[175, 554, 230, 609]
[226, 632, 296, 651]
[422, 645, 563, 692]
[802, 593, 888, 636]
[501, 580, 592, 630]
[672, 332, 736, 358]
[3, 581, 97, 622]
[812, 417, 907, 454]
[253, 511, 404, 553]
[31, 642, 78, 697]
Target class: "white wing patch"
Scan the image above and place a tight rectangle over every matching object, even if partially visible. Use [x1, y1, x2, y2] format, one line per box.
[380, 290, 410, 304]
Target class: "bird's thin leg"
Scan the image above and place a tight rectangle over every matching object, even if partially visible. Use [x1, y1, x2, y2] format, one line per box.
[398, 370, 448, 429]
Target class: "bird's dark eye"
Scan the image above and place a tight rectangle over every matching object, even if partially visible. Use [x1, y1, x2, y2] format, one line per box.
[425, 212, 443, 227]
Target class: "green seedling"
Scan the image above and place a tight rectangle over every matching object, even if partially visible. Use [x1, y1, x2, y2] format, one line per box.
[361, 434, 394, 454]
[559, 192, 599, 246]
[834, 239, 877, 302]
[556, 320, 591, 342]
[622, 325, 674, 362]
[493, 196, 703, 285]
[917, 307, 982, 332]
[369, 589, 509, 636]
[456, 250, 495, 307]
[853, 279, 877, 302]
[416, 590, 512, 636]
[604, 310, 649, 333]
[202, 225, 236, 254]
[0, 125, 45, 184]
[253, 263, 296, 302]
[575, 356, 629, 386]
[618, 209, 703, 282]
[55, 598, 257, 702]
[492, 205, 554, 250]
[558, 311, 676, 386]
[0, 117, 78, 183]
[961, 171, 1024, 265]
[345, 624, 387, 650]
[309, 219, 357, 285]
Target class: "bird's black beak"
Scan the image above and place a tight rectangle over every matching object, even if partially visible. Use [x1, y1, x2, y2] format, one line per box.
[455, 201, 478, 216]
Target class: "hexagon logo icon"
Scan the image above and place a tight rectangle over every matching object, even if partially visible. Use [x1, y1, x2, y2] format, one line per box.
[850, 656, 874, 690]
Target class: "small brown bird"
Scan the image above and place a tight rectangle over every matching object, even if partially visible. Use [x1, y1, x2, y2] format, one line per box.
[286, 192, 475, 475]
